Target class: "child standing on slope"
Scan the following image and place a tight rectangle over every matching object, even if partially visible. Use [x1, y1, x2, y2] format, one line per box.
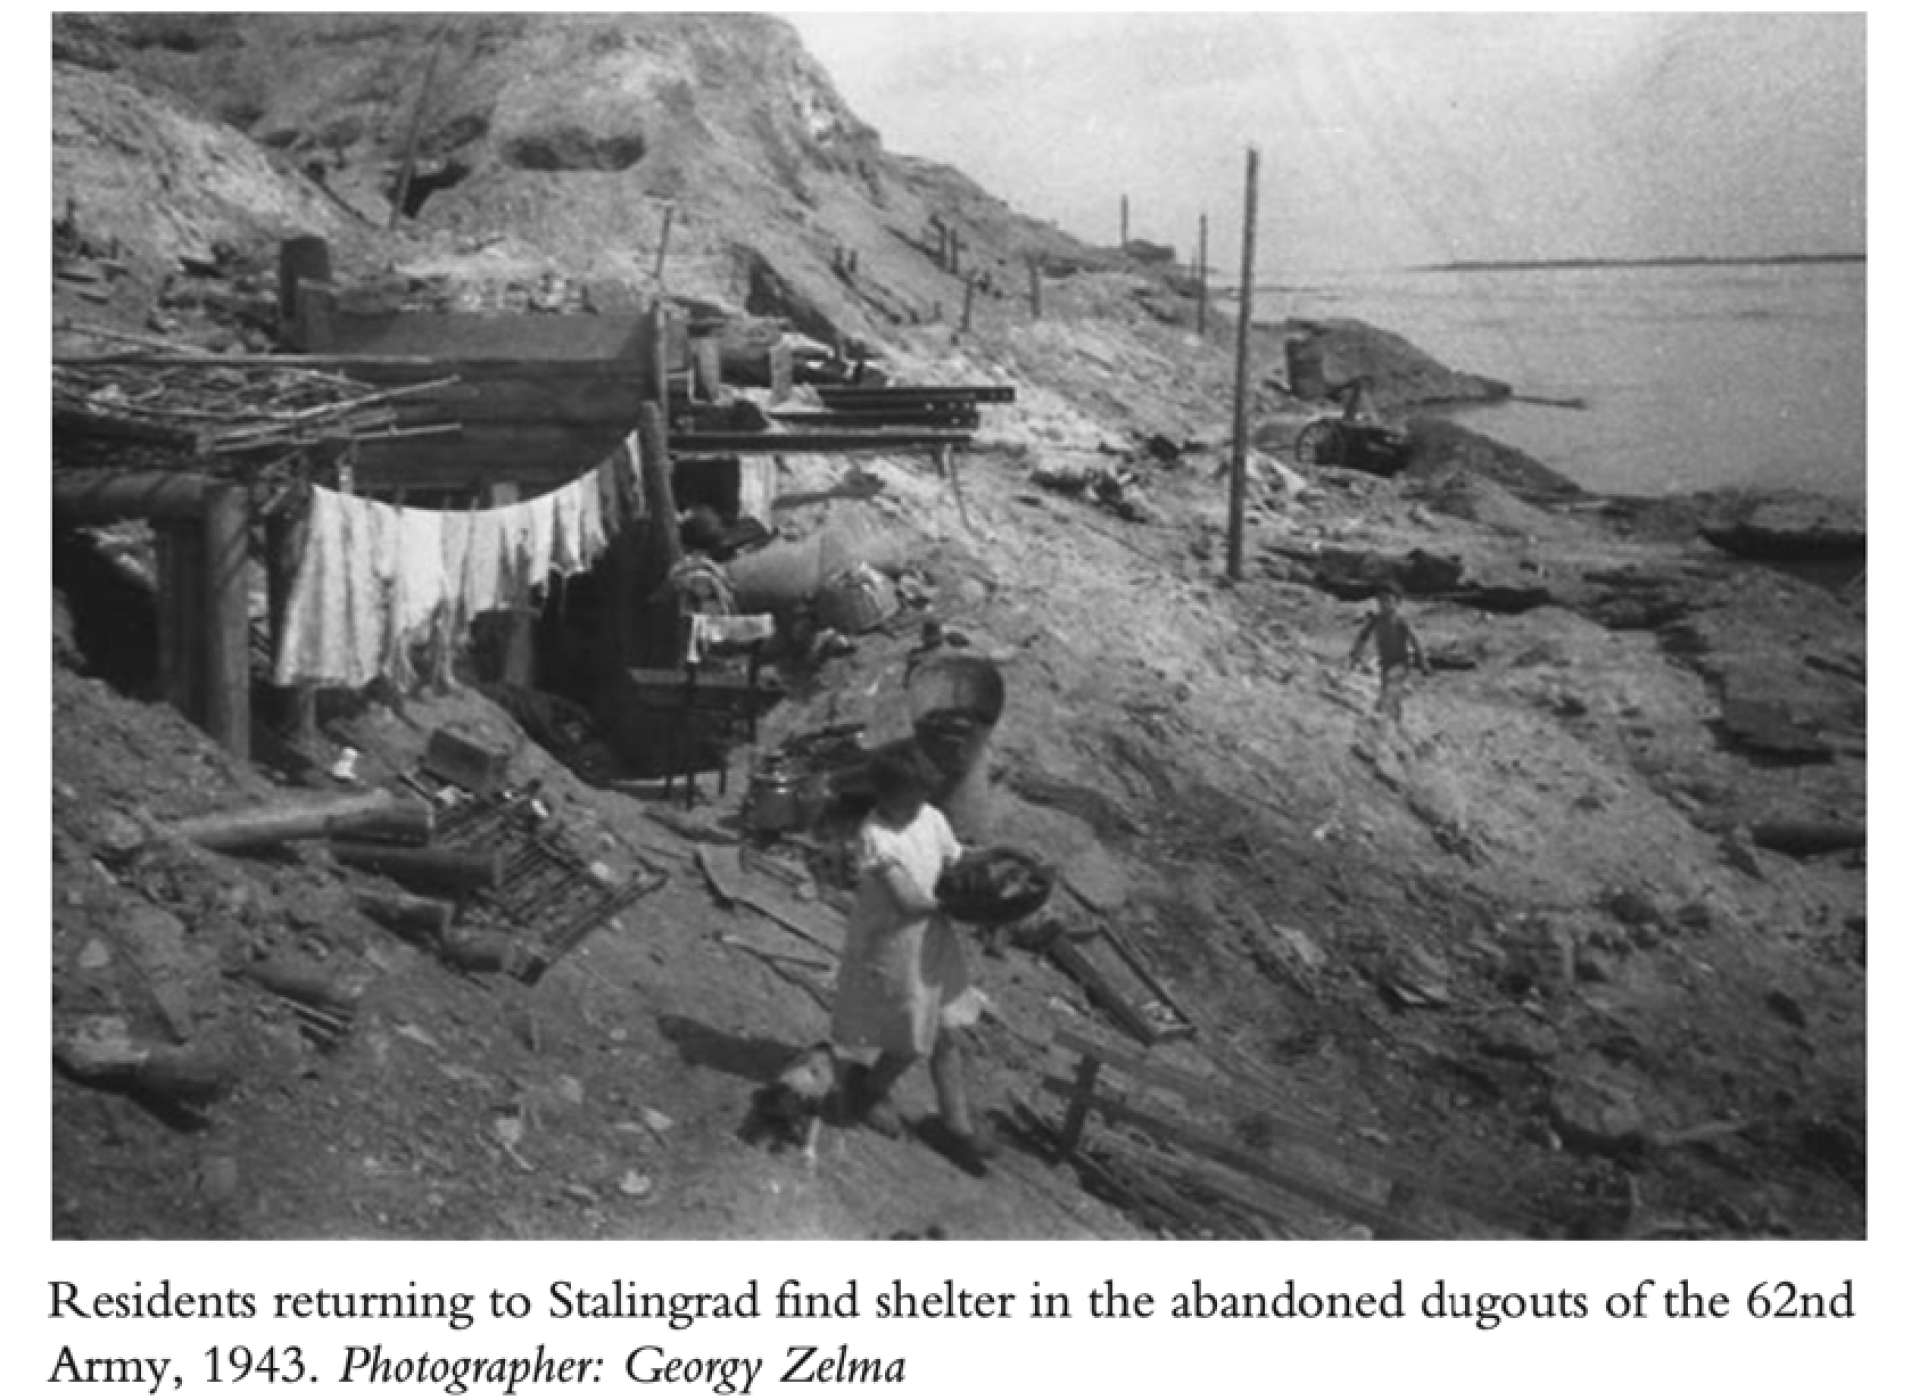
[1348, 583, 1430, 726]
[832, 748, 994, 1177]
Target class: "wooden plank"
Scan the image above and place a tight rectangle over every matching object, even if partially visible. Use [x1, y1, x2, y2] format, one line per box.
[1126, 1135, 1324, 1240]
[695, 843, 843, 955]
[1049, 1028, 1521, 1233]
[1047, 935, 1160, 1044]
[816, 385, 1016, 404]
[1098, 922, 1197, 1038]
[669, 429, 971, 453]
[1054, 1028, 1352, 1161]
[1054, 1053, 1104, 1160]
[1038, 1077, 1432, 1240]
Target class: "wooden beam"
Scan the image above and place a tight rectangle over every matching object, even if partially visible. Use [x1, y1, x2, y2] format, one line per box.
[200, 481, 251, 759]
[351, 886, 455, 945]
[669, 430, 972, 453]
[1049, 1028, 1522, 1231]
[52, 470, 223, 524]
[329, 842, 502, 894]
[817, 384, 1016, 404]
[1039, 1076, 1432, 1240]
[166, 790, 429, 852]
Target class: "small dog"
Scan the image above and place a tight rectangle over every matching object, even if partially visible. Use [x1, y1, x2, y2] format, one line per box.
[742, 1042, 840, 1162]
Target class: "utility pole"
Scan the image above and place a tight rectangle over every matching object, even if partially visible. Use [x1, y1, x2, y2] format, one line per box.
[1226, 148, 1259, 583]
[1121, 194, 1130, 247]
[1197, 213, 1209, 336]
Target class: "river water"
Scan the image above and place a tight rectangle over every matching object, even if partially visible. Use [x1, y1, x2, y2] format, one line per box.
[1257, 260, 1865, 501]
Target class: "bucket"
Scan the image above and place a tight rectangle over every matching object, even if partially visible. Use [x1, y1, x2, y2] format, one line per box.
[747, 756, 805, 836]
[906, 654, 1005, 841]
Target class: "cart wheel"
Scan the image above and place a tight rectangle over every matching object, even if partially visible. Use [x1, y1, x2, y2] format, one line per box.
[1294, 419, 1341, 466]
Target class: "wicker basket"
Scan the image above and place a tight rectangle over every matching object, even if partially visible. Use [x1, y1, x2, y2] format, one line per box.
[936, 845, 1055, 925]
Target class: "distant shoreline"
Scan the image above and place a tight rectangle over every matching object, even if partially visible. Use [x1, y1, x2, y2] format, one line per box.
[1234, 251, 1864, 291]
[1411, 252, 1865, 274]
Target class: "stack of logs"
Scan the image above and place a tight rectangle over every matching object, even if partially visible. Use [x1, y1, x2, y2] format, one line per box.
[164, 787, 463, 947]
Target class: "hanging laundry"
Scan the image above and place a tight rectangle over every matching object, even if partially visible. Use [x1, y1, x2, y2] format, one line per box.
[273, 457, 638, 691]
[274, 485, 394, 689]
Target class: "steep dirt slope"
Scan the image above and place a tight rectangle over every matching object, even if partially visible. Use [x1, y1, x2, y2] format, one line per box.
[64, 13, 1106, 343]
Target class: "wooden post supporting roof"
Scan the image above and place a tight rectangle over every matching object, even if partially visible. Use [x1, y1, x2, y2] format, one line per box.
[201, 481, 251, 758]
[53, 469, 251, 759]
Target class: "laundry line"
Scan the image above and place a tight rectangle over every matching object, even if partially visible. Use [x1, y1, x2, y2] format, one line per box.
[272, 435, 650, 691]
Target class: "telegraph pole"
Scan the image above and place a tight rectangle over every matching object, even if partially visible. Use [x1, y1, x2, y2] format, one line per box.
[1226, 148, 1260, 582]
[1197, 213, 1209, 336]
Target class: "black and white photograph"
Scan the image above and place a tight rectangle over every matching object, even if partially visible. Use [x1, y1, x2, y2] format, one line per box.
[48, 10, 1867, 1254]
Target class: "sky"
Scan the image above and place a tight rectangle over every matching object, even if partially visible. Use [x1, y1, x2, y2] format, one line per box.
[783, 11, 1866, 274]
